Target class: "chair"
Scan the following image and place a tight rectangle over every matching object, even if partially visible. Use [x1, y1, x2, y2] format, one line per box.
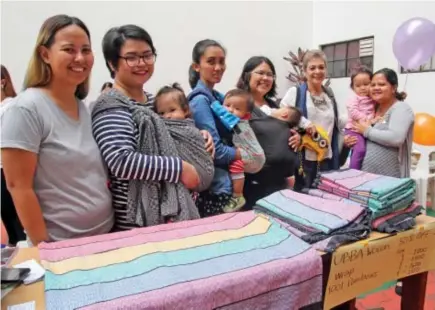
[411, 144, 435, 213]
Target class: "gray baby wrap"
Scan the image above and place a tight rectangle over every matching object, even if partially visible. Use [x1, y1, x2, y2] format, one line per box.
[163, 117, 215, 193]
[233, 120, 266, 173]
[92, 89, 214, 227]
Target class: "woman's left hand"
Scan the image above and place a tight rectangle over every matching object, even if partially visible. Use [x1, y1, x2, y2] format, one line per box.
[201, 130, 215, 158]
[288, 130, 301, 151]
[352, 120, 371, 135]
[343, 135, 358, 148]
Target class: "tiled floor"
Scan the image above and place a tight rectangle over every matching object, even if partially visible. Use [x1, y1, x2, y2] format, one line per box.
[356, 208, 435, 309]
[356, 271, 435, 310]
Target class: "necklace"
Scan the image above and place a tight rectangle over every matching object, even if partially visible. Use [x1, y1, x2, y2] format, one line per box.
[310, 92, 329, 111]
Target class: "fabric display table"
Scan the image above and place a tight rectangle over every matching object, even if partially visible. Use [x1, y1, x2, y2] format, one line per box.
[3, 169, 435, 309]
[2, 215, 435, 310]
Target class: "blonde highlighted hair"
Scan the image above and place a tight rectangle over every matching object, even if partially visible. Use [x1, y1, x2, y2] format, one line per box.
[1, 65, 17, 98]
[23, 14, 91, 100]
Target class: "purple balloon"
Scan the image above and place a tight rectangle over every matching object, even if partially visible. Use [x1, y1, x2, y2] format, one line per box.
[393, 17, 435, 70]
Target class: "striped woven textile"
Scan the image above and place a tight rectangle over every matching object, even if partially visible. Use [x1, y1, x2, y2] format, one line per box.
[315, 169, 416, 219]
[254, 190, 371, 253]
[39, 211, 322, 310]
[305, 188, 423, 233]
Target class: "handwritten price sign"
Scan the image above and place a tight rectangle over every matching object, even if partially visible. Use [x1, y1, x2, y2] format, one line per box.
[324, 222, 435, 309]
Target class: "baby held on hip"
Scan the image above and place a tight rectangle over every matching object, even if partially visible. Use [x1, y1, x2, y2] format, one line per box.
[345, 93, 377, 130]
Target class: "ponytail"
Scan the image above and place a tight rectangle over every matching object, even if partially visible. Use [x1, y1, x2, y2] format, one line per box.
[395, 91, 407, 101]
[188, 65, 200, 89]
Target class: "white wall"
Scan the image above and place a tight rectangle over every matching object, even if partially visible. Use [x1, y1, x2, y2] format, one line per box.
[1, 1, 313, 104]
[313, 1, 435, 115]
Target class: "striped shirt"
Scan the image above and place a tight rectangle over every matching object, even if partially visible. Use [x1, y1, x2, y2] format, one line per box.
[91, 92, 182, 231]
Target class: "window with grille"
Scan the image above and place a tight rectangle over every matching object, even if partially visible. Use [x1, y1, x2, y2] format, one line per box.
[400, 55, 435, 73]
[321, 37, 374, 78]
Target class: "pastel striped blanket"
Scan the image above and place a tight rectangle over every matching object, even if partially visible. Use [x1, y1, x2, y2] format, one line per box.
[253, 190, 371, 252]
[315, 169, 416, 218]
[303, 188, 361, 207]
[38, 212, 323, 310]
[305, 189, 422, 233]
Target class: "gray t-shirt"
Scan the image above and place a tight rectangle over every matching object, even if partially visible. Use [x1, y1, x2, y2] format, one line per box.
[0, 88, 114, 241]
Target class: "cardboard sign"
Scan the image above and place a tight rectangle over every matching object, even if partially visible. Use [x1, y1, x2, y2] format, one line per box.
[324, 222, 435, 309]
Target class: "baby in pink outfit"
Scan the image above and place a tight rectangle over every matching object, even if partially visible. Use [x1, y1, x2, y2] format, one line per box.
[345, 67, 378, 170]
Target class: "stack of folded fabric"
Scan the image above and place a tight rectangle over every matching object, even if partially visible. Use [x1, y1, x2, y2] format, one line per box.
[315, 169, 416, 219]
[304, 188, 423, 233]
[254, 190, 371, 252]
[371, 202, 422, 233]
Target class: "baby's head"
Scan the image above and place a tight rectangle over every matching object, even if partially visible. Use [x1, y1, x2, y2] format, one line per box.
[350, 66, 373, 97]
[154, 83, 190, 120]
[271, 106, 302, 128]
[223, 89, 254, 119]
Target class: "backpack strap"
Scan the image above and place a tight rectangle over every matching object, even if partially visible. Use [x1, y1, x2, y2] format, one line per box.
[295, 87, 300, 109]
[322, 85, 349, 169]
[322, 85, 339, 128]
[295, 83, 308, 118]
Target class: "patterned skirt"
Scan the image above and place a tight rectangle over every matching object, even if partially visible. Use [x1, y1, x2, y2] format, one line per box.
[195, 191, 231, 218]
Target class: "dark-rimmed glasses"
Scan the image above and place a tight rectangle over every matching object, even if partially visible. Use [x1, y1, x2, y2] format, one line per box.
[119, 53, 157, 67]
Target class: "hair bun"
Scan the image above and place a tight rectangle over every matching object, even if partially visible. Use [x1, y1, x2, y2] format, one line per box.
[396, 91, 407, 101]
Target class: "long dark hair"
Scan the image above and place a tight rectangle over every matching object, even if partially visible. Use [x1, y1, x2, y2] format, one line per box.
[1, 65, 17, 98]
[373, 68, 407, 101]
[188, 39, 225, 88]
[236, 56, 277, 99]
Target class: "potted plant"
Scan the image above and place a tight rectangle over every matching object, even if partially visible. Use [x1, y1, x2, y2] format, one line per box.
[284, 48, 331, 87]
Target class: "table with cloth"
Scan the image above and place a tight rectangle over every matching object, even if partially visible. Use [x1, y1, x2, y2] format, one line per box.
[2, 213, 434, 310]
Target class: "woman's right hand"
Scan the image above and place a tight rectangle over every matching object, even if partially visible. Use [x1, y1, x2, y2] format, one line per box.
[181, 161, 200, 189]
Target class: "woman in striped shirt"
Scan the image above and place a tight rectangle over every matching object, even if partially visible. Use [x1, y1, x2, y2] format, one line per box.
[91, 25, 213, 231]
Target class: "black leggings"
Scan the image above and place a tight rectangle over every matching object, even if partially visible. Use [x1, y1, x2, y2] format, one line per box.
[1, 169, 26, 245]
[243, 175, 288, 210]
[195, 191, 231, 218]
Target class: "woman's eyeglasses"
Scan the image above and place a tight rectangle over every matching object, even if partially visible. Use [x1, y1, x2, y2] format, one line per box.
[119, 53, 157, 67]
[253, 71, 276, 80]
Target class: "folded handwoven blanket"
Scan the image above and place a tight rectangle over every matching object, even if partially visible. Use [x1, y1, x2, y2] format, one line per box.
[39, 212, 323, 310]
[92, 89, 205, 227]
[315, 169, 416, 218]
[254, 190, 371, 252]
[303, 188, 362, 207]
[372, 202, 423, 233]
[304, 189, 422, 233]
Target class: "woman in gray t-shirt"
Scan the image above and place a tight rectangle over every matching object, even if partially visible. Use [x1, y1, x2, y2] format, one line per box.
[353, 68, 414, 178]
[1, 15, 114, 244]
